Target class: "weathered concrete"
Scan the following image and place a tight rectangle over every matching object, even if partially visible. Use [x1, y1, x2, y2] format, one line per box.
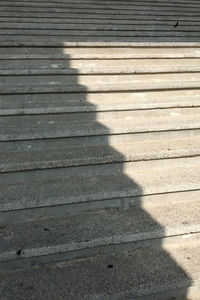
[1, 89, 200, 115]
[1, 0, 200, 298]
[1, 130, 200, 172]
[1, 108, 200, 141]
[0, 200, 200, 263]
[1, 46, 200, 59]
[1, 238, 200, 299]
[1, 156, 200, 212]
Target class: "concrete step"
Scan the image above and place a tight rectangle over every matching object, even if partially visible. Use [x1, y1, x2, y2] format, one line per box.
[4, 30, 200, 38]
[2, 58, 200, 75]
[2, 1, 200, 13]
[3, 28, 200, 39]
[2, 73, 200, 94]
[2, 23, 200, 31]
[3, 0, 200, 7]
[2, 72, 200, 86]
[0, 72, 200, 85]
[1, 89, 200, 115]
[2, 37, 200, 45]
[1, 5, 200, 16]
[1, 189, 200, 225]
[1, 12, 200, 25]
[1, 235, 200, 299]
[1, 16, 200, 25]
[1, 156, 200, 212]
[1, 47, 200, 59]
[1, 108, 200, 141]
[1, 129, 200, 172]
[0, 199, 200, 264]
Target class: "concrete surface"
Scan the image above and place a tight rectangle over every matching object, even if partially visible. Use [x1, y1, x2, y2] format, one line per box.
[1, 0, 200, 298]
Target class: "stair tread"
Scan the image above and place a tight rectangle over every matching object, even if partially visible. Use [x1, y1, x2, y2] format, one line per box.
[1, 89, 200, 115]
[1, 47, 200, 59]
[2, 72, 200, 85]
[1, 156, 200, 211]
[1, 130, 200, 172]
[1, 108, 200, 141]
[1, 237, 200, 299]
[2, 1, 200, 13]
[2, 58, 200, 75]
[1, 199, 200, 262]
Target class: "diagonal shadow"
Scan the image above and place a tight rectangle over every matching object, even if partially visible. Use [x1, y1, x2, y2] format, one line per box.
[59, 49, 191, 298]
[0, 0, 199, 297]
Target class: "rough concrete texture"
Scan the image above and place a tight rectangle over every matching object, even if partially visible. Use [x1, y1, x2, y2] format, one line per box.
[1, 89, 200, 115]
[1, 239, 200, 299]
[1, 130, 200, 172]
[1, 0, 200, 298]
[1, 156, 200, 211]
[1, 200, 200, 262]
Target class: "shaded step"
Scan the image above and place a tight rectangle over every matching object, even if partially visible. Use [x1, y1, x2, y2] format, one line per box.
[1, 47, 200, 59]
[1, 129, 200, 172]
[1, 235, 200, 299]
[1, 156, 200, 211]
[1, 108, 200, 141]
[2, 72, 200, 86]
[1, 12, 200, 25]
[1, 17, 200, 25]
[2, 58, 200, 75]
[0, 22, 200, 32]
[2, 23, 200, 31]
[1, 36, 200, 44]
[2, 0, 200, 8]
[1, 89, 200, 115]
[2, 5, 200, 16]
[1, 188, 200, 225]
[0, 199, 200, 263]
[3, 29, 200, 37]
[2, 73, 200, 94]
[3, 0, 200, 7]
[2, 1, 200, 13]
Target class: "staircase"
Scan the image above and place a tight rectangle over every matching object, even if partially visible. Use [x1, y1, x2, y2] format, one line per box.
[1, 0, 200, 299]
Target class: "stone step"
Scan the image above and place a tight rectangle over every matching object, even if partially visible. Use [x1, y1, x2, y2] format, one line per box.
[2, 72, 200, 87]
[1, 47, 200, 59]
[2, 81, 200, 94]
[1, 11, 200, 25]
[2, 58, 200, 75]
[3, 29, 200, 37]
[2, 73, 200, 94]
[0, 199, 200, 264]
[1, 129, 200, 173]
[1, 108, 200, 141]
[1, 188, 200, 224]
[1, 16, 200, 25]
[1, 234, 200, 299]
[3, 0, 200, 6]
[2, 23, 200, 31]
[2, 1, 200, 12]
[1, 89, 200, 115]
[1, 156, 200, 212]
[2, 39, 200, 46]
[1, 5, 200, 16]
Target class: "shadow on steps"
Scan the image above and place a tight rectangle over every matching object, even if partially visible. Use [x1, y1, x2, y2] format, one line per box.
[0, 42, 194, 299]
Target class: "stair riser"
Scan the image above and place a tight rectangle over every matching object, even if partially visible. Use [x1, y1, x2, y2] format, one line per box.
[2, 90, 200, 115]
[1, 117, 200, 141]
[1, 47, 200, 59]
[1, 157, 200, 212]
[3, 1, 200, 13]
[1, 137, 200, 172]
